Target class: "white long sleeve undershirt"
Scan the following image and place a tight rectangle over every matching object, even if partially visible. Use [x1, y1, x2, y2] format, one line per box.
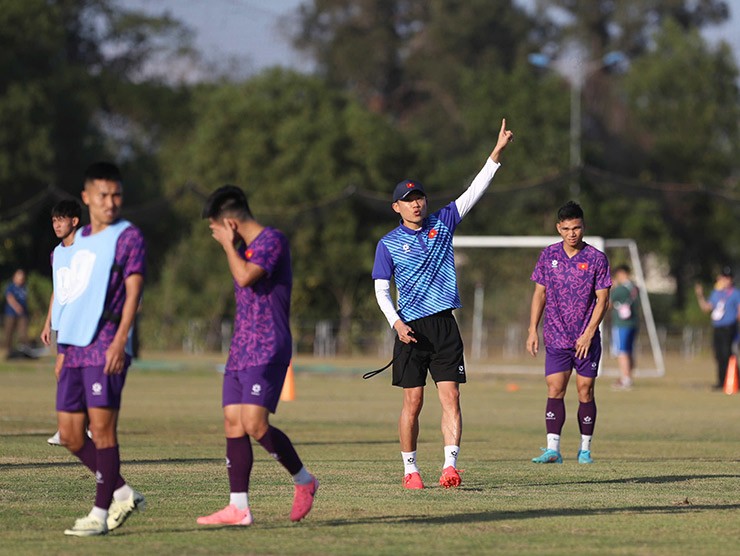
[454, 157, 501, 219]
[374, 279, 400, 328]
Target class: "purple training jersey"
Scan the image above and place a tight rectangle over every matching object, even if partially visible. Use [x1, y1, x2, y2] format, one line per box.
[58, 224, 146, 367]
[531, 242, 611, 349]
[226, 227, 292, 370]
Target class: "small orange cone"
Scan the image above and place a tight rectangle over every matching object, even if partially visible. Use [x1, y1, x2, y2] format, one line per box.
[280, 361, 296, 401]
[724, 355, 739, 395]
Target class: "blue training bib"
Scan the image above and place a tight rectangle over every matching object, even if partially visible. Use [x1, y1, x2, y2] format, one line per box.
[51, 220, 131, 347]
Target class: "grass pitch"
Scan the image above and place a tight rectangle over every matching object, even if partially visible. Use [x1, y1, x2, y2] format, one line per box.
[1, 352, 739, 555]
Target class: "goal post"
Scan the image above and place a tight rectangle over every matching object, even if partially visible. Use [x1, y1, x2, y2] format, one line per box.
[452, 235, 665, 377]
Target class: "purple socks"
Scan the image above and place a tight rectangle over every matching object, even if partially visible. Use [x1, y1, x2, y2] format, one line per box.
[226, 436, 253, 493]
[257, 425, 303, 475]
[578, 400, 597, 435]
[545, 398, 566, 435]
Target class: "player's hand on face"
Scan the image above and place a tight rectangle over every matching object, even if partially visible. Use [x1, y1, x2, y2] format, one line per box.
[526, 331, 539, 357]
[210, 218, 238, 248]
[394, 320, 417, 344]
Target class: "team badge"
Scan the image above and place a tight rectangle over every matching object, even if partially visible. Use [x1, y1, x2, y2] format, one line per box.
[578, 262, 589, 270]
[428, 229, 438, 239]
[245, 249, 254, 260]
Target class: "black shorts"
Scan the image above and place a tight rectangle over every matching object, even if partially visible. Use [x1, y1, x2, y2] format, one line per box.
[392, 310, 466, 388]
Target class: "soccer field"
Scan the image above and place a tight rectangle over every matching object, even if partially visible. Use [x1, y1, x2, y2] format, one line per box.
[1, 353, 739, 556]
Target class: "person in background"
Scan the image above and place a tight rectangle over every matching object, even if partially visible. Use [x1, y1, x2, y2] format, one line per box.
[4, 268, 29, 359]
[695, 266, 740, 390]
[610, 264, 639, 390]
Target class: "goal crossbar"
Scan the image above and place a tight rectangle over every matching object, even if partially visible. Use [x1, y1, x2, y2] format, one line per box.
[453, 235, 665, 377]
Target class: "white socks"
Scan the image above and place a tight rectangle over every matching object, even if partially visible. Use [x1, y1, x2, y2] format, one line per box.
[547, 433, 561, 452]
[580, 435, 592, 452]
[401, 451, 419, 474]
[229, 492, 248, 510]
[443, 445, 460, 469]
[113, 484, 133, 503]
[89, 506, 108, 522]
[403, 447, 460, 474]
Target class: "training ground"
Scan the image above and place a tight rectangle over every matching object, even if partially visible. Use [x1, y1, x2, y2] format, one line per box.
[1, 352, 738, 555]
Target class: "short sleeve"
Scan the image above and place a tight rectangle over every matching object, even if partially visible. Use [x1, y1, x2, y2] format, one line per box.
[117, 226, 146, 279]
[595, 254, 612, 290]
[372, 241, 393, 280]
[246, 229, 286, 276]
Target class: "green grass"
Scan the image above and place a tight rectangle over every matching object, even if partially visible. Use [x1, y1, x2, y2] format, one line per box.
[1, 353, 739, 555]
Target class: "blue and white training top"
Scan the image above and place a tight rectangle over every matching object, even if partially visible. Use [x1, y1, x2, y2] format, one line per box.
[373, 204, 462, 322]
[372, 157, 500, 324]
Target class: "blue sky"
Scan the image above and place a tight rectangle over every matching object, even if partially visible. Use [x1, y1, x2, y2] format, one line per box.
[120, 0, 740, 75]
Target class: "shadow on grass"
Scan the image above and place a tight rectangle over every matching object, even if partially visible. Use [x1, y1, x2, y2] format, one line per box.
[320, 502, 740, 527]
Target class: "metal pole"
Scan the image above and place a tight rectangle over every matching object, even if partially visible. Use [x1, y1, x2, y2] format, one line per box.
[569, 78, 582, 199]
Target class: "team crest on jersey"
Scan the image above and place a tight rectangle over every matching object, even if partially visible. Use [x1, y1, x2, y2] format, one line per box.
[428, 229, 438, 239]
[578, 262, 589, 271]
[245, 249, 254, 259]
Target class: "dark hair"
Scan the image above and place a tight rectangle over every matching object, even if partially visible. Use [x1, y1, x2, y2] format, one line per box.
[614, 264, 631, 274]
[202, 185, 253, 221]
[84, 161, 122, 184]
[51, 199, 82, 221]
[557, 200, 584, 222]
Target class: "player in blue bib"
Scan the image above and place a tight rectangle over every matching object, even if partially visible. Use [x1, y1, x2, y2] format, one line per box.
[372, 118, 514, 490]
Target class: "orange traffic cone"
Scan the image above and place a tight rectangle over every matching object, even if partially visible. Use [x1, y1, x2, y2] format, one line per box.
[724, 355, 739, 395]
[280, 361, 296, 401]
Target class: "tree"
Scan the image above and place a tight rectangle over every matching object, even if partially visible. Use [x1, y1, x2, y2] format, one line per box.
[0, 0, 193, 276]
[154, 69, 416, 352]
[622, 17, 740, 306]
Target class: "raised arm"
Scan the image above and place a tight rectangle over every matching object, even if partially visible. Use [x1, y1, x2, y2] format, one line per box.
[455, 118, 514, 219]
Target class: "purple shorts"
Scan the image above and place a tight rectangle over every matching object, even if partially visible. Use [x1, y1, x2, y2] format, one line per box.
[222, 364, 288, 413]
[545, 343, 601, 378]
[56, 362, 130, 412]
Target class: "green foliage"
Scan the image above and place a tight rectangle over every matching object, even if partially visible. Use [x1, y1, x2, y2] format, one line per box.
[155, 69, 415, 350]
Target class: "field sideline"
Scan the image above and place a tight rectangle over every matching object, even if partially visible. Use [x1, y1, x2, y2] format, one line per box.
[1, 352, 739, 555]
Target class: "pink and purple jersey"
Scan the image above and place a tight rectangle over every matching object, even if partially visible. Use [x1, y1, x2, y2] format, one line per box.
[58, 224, 146, 367]
[226, 227, 292, 370]
[531, 242, 611, 349]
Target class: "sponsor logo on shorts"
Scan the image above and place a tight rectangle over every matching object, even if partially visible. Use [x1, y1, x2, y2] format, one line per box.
[251, 383, 262, 396]
[458, 365, 465, 374]
[551, 260, 558, 268]
[92, 382, 102, 396]
[591, 362, 598, 369]
[546, 411, 556, 420]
